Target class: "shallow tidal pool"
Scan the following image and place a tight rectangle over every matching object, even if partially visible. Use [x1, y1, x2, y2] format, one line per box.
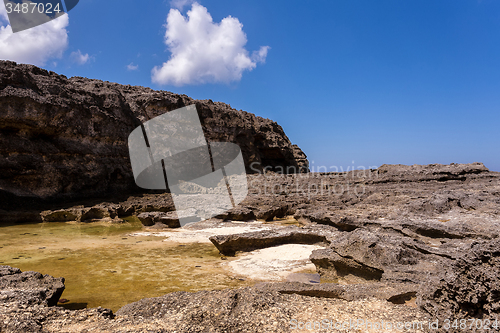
[0, 218, 254, 312]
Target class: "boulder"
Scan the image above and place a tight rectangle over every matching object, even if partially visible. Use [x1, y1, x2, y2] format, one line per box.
[40, 206, 119, 222]
[0, 266, 65, 306]
[137, 211, 180, 228]
[216, 206, 256, 221]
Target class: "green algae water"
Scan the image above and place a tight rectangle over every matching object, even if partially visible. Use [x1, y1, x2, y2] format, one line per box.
[0, 218, 253, 312]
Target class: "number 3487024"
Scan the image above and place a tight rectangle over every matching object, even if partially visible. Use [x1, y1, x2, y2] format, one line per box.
[5, 2, 62, 15]
[443, 318, 499, 330]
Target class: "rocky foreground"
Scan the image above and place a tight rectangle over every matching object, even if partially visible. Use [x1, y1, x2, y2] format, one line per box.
[1, 163, 499, 332]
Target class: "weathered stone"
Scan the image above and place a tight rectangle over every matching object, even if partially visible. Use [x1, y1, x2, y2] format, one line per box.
[0, 266, 65, 306]
[418, 238, 500, 322]
[256, 281, 417, 304]
[115, 286, 429, 333]
[137, 211, 180, 228]
[308, 226, 470, 285]
[216, 206, 256, 221]
[294, 209, 362, 231]
[40, 209, 82, 222]
[291, 144, 309, 173]
[310, 248, 385, 281]
[373, 162, 489, 183]
[40, 206, 118, 223]
[209, 226, 331, 256]
[285, 273, 320, 284]
[255, 204, 290, 221]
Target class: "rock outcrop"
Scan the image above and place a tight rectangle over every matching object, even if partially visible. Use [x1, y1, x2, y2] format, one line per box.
[0, 60, 308, 213]
[418, 238, 500, 323]
[136, 211, 180, 228]
[0, 266, 431, 333]
[0, 266, 112, 333]
[209, 225, 332, 256]
[0, 266, 65, 307]
[0, 162, 499, 332]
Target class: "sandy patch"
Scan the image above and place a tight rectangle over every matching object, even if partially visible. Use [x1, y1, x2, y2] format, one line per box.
[129, 222, 272, 243]
[226, 244, 325, 281]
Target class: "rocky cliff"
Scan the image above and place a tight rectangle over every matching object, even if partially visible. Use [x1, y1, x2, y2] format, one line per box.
[0, 60, 308, 209]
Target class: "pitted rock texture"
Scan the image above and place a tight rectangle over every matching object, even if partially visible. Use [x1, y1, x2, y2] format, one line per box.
[0, 266, 65, 307]
[209, 225, 332, 256]
[418, 238, 500, 324]
[0, 271, 430, 333]
[137, 211, 180, 228]
[0, 60, 308, 212]
[0, 163, 499, 332]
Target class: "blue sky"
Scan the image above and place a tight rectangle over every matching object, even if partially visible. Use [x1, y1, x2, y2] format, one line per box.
[1, 0, 499, 171]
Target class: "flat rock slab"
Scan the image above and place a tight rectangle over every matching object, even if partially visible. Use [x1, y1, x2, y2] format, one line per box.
[286, 273, 321, 284]
[209, 225, 333, 256]
[256, 281, 418, 304]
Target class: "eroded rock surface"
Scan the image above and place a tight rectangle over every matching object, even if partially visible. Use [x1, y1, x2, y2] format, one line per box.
[0, 266, 65, 307]
[209, 225, 333, 256]
[418, 238, 500, 323]
[0, 266, 432, 333]
[136, 211, 180, 228]
[0, 162, 499, 332]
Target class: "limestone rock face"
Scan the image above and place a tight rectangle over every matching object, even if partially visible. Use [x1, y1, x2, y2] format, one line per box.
[291, 144, 309, 173]
[0, 60, 308, 209]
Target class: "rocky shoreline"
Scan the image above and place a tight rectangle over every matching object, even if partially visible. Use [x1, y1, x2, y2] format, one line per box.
[1, 162, 499, 332]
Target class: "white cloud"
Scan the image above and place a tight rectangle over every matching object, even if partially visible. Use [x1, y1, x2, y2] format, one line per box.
[70, 49, 90, 65]
[127, 62, 139, 71]
[152, 3, 269, 86]
[0, 4, 69, 66]
[252, 46, 270, 63]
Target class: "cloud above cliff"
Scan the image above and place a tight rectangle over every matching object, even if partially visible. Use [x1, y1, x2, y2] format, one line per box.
[0, 4, 69, 66]
[70, 50, 90, 65]
[152, 3, 269, 86]
[127, 62, 139, 71]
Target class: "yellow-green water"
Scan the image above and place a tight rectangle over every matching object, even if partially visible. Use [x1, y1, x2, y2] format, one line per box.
[0, 218, 253, 312]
